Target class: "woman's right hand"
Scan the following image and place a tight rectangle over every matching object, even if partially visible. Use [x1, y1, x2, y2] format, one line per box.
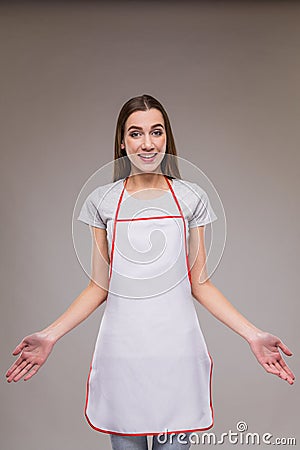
[6, 332, 55, 383]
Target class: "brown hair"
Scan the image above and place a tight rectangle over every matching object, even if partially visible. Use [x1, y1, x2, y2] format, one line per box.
[113, 94, 181, 181]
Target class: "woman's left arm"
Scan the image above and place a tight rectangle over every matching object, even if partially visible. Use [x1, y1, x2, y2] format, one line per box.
[188, 226, 295, 385]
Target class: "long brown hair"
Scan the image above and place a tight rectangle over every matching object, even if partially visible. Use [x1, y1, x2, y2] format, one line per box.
[113, 94, 181, 182]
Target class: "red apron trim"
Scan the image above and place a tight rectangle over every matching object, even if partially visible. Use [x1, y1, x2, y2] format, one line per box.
[117, 215, 182, 222]
[165, 176, 192, 285]
[108, 179, 127, 279]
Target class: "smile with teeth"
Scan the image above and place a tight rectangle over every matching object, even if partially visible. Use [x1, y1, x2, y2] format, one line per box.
[138, 153, 157, 160]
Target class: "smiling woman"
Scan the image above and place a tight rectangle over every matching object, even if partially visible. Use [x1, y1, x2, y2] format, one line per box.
[120, 108, 167, 178]
[6, 94, 295, 450]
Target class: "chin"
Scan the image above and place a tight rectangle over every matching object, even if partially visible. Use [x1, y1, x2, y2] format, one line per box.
[132, 165, 163, 175]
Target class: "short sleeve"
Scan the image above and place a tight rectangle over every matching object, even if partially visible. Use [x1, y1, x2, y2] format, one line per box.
[188, 183, 218, 228]
[77, 189, 106, 229]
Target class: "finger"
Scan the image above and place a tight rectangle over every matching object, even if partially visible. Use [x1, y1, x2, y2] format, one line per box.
[267, 361, 295, 384]
[12, 341, 27, 356]
[262, 362, 279, 375]
[276, 359, 296, 380]
[269, 362, 280, 374]
[276, 340, 293, 356]
[276, 369, 294, 385]
[23, 364, 40, 382]
[6, 355, 28, 377]
[6, 362, 28, 383]
[274, 361, 289, 380]
[7, 359, 29, 381]
[13, 363, 34, 383]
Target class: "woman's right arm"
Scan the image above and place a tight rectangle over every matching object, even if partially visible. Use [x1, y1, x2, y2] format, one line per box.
[6, 227, 109, 383]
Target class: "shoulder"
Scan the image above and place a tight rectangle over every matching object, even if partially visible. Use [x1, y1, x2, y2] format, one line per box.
[173, 178, 209, 202]
[77, 179, 125, 228]
[173, 178, 217, 227]
[85, 178, 124, 205]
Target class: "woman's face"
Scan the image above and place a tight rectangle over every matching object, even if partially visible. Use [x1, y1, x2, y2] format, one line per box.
[121, 108, 167, 174]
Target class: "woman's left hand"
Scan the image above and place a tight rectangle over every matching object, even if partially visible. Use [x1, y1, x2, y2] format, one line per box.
[248, 331, 295, 384]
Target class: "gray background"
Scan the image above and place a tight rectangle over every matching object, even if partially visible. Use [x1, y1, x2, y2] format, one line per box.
[1, 1, 299, 449]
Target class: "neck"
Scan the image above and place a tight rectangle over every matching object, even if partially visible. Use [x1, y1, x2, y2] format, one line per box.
[126, 172, 168, 190]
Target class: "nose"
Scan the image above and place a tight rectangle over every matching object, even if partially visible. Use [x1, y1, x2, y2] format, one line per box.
[142, 133, 154, 150]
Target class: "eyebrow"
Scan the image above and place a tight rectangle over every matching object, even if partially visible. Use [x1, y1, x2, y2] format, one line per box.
[127, 123, 164, 132]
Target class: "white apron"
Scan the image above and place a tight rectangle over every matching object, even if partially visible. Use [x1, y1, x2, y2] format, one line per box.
[84, 175, 214, 436]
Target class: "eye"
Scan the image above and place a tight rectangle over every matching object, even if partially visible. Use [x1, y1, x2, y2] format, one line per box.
[152, 130, 163, 136]
[129, 131, 141, 138]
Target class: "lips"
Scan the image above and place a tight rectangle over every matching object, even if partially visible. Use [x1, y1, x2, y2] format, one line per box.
[138, 153, 157, 162]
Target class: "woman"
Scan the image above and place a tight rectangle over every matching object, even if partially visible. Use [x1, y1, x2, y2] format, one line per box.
[6, 94, 295, 450]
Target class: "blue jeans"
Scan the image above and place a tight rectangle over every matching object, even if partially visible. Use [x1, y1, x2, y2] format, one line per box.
[110, 432, 193, 449]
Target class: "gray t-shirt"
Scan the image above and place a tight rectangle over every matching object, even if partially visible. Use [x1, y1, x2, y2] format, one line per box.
[77, 177, 217, 256]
